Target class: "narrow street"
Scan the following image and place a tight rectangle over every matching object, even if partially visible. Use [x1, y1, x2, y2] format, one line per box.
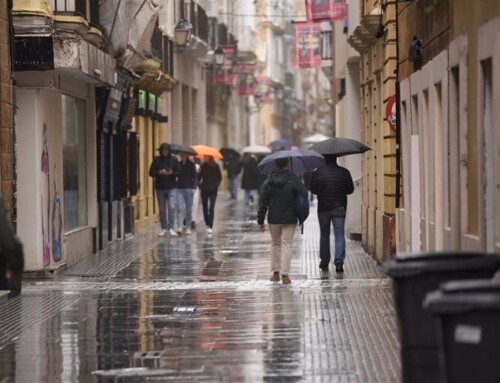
[0, 198, 399, 382]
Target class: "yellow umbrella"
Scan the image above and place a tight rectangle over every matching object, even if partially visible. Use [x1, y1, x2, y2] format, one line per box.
[191, 145, 224, 159]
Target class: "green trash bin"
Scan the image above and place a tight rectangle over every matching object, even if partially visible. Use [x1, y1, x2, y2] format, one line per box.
[383, 252, 500, 383]
[424, 279, 500, 383]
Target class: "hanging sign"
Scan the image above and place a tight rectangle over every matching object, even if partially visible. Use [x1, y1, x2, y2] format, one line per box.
[294, 23, 322, 69]
[306, 0, 347, 22]
[237, 63, 256, 96]
[386, 94, 397, 130]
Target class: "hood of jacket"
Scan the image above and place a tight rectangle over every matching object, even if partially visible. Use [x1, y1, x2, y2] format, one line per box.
[268, 170, 292, 187]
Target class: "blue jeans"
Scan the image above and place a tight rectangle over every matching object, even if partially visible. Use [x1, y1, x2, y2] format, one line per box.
[244, 189, 257, 204]
[229, 176, 238, 199]
[177, 189, 194, 228]
[157, 189, 177, 230]
[318, 210, 346, 265]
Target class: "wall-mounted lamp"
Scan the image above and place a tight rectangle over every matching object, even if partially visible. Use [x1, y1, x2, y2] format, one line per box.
[214, 47, 225, 66]
[408, 36, 423, 63]
[174, 18, 193, 50]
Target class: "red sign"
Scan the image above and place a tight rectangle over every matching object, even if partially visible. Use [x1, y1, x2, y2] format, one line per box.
[213, 45, 237, 86]
[237, 63, 256, 96]
[306, 0, 347, 22]
[386, 94, 397, 130]
[294, 23, 322, 68]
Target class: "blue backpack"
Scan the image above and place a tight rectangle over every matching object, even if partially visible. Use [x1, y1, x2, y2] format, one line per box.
[296, 191, 310, 234]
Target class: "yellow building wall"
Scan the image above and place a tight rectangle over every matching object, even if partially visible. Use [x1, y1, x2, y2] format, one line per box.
[360, 2, 397, 262]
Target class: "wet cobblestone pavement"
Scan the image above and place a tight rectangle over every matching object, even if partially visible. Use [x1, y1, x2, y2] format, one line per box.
[0, 198, 400, 382]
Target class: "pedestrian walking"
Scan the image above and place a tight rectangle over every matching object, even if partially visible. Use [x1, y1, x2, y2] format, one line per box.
[224, 156, 242, 200]
[198, 156, 222, 234]
[191, 159, 201, 229]
[241, 154, 260, 206]
[0, 195, 24, 297]
[257, 158, 307, 285]
[176, 153, 197, 235]
[310, 155, 354, 273]
[149, 143, 180, 237]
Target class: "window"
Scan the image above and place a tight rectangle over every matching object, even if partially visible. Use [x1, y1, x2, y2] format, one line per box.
[63, 95, 87, 232]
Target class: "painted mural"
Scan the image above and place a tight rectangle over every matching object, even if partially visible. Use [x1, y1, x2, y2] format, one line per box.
[41, 125, 50, 266]
[51, 164, 63, 262]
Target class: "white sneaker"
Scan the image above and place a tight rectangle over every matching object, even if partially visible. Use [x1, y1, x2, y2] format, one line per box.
[185, 228, 192, 235]
[176, 229, 183, 235]
[158, 230, 166, 237]
[169, 229, 179, 237]
[206, 227, 213, 234]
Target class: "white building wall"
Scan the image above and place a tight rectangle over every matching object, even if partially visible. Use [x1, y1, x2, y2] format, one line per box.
[16, 72, 97, 272]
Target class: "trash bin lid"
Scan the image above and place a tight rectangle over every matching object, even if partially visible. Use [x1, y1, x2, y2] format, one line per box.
[382, 252, 500, 278]
[424, 280, 500, 314]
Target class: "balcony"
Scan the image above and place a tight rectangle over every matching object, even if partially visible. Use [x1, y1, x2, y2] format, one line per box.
[48, 0, 103, 47]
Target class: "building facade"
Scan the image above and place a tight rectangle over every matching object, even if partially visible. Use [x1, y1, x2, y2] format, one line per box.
[12, 0, 116, 272]
[348, 0, 397, 261]
[396, 0, 500, 255]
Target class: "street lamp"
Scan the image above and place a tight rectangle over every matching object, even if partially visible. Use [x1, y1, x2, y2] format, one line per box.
[174, 18, 193, 50]
[214, 47, 225, 66]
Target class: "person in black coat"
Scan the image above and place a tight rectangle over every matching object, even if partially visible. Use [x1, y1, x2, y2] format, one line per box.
[198, 156, 222, 234]
[241, 154, 260, 205]
[0, 195, 24, 297]
[310, 155, 354, 273]
[149, 143, 180, 237]
[224, 156, 242, 199]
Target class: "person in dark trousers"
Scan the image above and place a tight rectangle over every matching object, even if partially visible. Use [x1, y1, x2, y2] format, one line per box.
[149, 143, 180, 237]
[176, 153, 197, 235]
[0, 195, 24, 297]
[310, 155, 354, 273]
[257, 158, 307, 285]
[198, 156, 222, 234]
[224, 155, 242, 199]
[241, 154, 260, 206]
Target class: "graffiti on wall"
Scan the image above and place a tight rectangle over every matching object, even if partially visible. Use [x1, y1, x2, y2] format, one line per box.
[41, 125, 63, 266]
[51, 164, 62, 262]
[41, 125, 50, 266]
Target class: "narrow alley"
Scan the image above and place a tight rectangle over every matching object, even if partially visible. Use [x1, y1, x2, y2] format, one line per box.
[0, 200, 399, 382]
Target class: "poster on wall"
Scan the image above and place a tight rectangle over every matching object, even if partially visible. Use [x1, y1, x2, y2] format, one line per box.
[294, 23, 322, 68]
[237, 63, 256, 96]
[306, 0, 347, 22]
[213, 45, 237, 86]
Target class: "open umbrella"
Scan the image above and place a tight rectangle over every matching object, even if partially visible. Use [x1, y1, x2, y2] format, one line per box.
[220, 147, 240, 159]
[169, 143, 197, 155]
[302, 132, 330, 145]
[242, 145, 271, 155]
[269, 139, 292, 149]
[191, 145, 224, 159]
[309, 137, 371, 157]
[258, 149, 325, 175]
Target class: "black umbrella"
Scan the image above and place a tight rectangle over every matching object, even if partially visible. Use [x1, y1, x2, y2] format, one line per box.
[309, 137, 371, 157]
[169, 143, 197, 155]
[220, 147, 240, 159]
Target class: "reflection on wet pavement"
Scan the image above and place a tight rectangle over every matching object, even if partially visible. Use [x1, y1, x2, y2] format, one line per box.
[0, 199, 400, 382]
